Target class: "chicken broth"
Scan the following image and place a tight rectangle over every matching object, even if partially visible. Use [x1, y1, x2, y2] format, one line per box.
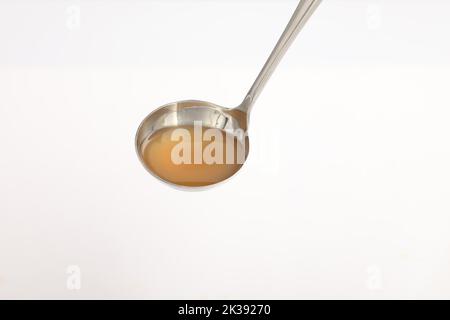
[141, 125, 246, 187]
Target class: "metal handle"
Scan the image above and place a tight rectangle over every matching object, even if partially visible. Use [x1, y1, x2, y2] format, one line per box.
[238, 0, 322, 113]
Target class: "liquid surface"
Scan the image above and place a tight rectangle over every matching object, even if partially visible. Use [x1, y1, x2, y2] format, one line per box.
[141, 126, 247, 187]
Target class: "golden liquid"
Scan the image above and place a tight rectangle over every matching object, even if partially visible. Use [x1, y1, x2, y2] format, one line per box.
[141, 126, 246, 187]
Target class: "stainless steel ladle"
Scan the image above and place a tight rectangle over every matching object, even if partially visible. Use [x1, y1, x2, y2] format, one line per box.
[136, 0, 322, 186]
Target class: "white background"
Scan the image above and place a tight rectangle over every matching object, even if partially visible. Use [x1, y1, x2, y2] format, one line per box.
[1, 0, 450, 299]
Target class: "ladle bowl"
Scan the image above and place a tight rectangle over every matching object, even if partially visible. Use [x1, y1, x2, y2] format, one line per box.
[135, 100, 250, 187]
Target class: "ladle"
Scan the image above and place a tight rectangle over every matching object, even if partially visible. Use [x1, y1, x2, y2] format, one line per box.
[136, 0, 322, 187]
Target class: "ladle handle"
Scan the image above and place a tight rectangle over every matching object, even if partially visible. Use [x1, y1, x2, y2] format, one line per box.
[239, 0, 322, 113]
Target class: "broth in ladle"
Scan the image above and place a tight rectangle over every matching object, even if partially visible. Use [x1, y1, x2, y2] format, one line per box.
[141, 125, 247, 187]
